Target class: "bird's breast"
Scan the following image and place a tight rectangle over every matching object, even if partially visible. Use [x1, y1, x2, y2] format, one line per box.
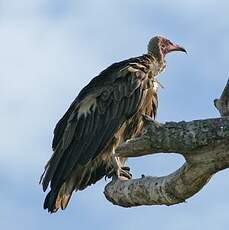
[120, 83, 159, 142]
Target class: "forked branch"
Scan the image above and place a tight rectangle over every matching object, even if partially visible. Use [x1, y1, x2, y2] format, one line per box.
[104, 78, 229, 207]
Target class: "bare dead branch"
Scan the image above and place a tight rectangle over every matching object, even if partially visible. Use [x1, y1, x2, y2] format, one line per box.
[116, 118, 229, 158]
[104, 78, 229, 207]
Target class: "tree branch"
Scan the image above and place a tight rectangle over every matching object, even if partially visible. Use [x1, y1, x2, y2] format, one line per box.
[214, 78, 229, 116]
[104, 78, 229, 207]
[115, 118, 229, 158]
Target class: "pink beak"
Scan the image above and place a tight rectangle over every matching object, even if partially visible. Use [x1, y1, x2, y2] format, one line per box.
[167, 43, 187, 53]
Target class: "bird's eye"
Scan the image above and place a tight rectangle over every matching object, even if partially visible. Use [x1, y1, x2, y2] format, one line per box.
[161, 44, 165, 49]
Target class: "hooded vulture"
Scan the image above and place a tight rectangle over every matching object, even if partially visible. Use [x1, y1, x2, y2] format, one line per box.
[40, 36, 186, 213]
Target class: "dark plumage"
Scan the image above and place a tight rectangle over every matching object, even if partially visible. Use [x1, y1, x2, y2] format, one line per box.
[40, 36, 186, 213]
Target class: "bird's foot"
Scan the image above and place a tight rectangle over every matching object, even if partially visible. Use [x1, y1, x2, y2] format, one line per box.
[105, 166, 132, 180]
[109, 152, 132, 180]
[113, 166, 132, 180]
[117, 166, 132, 179]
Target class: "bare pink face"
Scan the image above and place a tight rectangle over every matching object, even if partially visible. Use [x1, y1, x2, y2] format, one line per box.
[158, 36, 186, 56]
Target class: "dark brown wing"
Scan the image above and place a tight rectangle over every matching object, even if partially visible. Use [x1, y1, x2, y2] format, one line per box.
[41, 56, 156, 212]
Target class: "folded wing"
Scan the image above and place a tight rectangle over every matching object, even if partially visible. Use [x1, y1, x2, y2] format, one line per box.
[40, 57, 156, 212]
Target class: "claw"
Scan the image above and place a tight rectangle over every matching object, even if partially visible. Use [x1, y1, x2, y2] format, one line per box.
[105, 168, 114, 180]
[118, 168, 132, 179]
[105, 166, 132, 180]
[121, 166, 130, 172]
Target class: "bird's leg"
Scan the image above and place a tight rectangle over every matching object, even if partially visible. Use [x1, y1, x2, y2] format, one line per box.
[109, 149, 132, 180]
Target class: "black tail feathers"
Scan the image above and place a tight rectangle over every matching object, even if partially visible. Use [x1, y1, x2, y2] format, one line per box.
[43, 185, 73, 213]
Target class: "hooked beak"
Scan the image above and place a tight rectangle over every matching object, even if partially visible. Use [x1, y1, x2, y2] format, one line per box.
[167, 43, 187, 53]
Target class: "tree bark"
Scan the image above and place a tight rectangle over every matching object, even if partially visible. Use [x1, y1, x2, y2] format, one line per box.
[104, 79, 229, 207]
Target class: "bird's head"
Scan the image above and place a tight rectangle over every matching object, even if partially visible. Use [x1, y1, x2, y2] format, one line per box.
[147, 36, 186, 60]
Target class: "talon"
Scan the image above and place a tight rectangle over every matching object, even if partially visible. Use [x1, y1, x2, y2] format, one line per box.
[105, 168, 114, 180]
[121, 166, 130, 172]
[118, 168, 132, 179]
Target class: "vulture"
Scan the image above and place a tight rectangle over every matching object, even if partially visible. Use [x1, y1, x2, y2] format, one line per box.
[40, 36, 186, 213]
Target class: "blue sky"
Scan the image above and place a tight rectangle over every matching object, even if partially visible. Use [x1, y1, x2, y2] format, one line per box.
[1, 0, 229, 229]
